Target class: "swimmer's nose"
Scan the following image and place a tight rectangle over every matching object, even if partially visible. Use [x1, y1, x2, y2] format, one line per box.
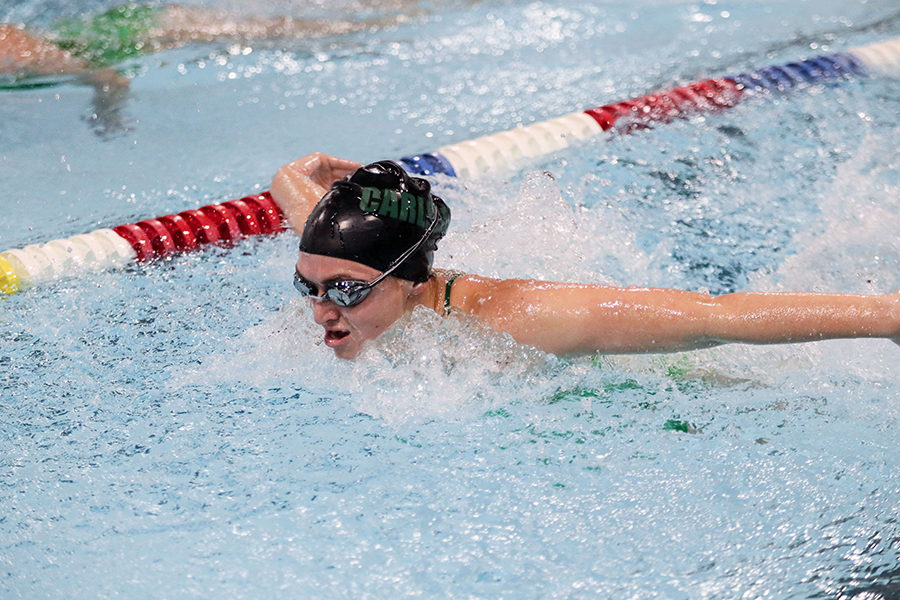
[311, 298, 341, 324]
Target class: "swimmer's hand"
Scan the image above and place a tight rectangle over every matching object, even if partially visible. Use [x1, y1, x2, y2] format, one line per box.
[892, 289, 900, 348]
[271, 152, 361, 235]
[82, 67, 130, 91]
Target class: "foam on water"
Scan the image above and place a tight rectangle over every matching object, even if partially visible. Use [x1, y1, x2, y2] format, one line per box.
[185, 170, 719, 430]
[184, 154, 900, 440]
[764, 128, 900, 292]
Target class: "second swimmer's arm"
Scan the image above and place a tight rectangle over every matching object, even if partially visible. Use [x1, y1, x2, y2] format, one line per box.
[0, 25, 128, 88]
[0, 24, 87, 75]
[458, 277, 900, 355]
[151, 6, 415, 44]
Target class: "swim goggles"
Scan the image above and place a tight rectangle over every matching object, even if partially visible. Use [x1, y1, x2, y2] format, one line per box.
[293, 207, 439, 308]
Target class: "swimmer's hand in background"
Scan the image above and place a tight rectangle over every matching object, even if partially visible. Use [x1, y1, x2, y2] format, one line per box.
[82, 67, 130, 90]
[271, 153, 361, 235]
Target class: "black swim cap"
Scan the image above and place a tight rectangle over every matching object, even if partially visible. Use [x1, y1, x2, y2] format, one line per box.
[299, 160, 451, 283]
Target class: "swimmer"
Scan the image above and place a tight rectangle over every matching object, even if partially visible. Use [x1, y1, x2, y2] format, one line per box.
[1, 3, 411, 135]
[270, 153, 900, 360]
[0, 3, 409, 84]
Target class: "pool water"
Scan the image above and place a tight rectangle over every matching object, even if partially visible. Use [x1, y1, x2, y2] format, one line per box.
[2, 0, 899, 598]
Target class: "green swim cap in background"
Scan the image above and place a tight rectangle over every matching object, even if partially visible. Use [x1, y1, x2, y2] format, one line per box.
[50, 4, 160, 67]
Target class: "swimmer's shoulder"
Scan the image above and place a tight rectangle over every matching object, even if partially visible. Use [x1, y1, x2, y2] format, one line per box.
[431, 269, 514, 316]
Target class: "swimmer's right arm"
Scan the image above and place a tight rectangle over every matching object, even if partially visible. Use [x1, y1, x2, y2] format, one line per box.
[270, 153, 361, 235]
[452, 277, 900, 355]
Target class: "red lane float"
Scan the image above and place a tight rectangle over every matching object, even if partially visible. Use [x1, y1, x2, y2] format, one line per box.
[584, 78, 743, 131]
[112, 192, 284, 262]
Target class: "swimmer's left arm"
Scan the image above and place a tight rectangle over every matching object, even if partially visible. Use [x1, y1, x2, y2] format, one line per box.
[271, 153, 361, 235]
[0, 24, 129, 88]
[1, 24, 85, 75]
[456, 277, 900, 355]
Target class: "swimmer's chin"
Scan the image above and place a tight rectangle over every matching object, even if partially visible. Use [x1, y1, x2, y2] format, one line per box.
[330, 338, 367, 360]
[333, 346, 361, 360]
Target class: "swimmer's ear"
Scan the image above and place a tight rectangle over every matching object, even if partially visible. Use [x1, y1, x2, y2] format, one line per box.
[407, 280, 428, 299]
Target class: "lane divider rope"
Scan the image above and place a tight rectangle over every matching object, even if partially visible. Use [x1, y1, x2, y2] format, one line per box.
[2, 37, 898, 294]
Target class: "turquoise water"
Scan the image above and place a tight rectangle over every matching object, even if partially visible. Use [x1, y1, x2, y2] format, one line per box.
[2, 1, 899, 598]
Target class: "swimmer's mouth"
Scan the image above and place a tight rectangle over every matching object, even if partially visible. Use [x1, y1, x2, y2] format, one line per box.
[324, 329, 350, 346]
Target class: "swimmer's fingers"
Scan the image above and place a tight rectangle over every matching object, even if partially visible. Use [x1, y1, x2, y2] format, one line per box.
[277, 153, 359, 192]
[307, 153, 361, 188]
[892, 290, 900, 347]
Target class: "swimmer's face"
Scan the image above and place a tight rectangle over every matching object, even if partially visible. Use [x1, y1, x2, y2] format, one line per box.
[295, 252, 425, 359]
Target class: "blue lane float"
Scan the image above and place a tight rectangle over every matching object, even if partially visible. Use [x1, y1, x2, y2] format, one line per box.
[397, 39, 898, 179]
